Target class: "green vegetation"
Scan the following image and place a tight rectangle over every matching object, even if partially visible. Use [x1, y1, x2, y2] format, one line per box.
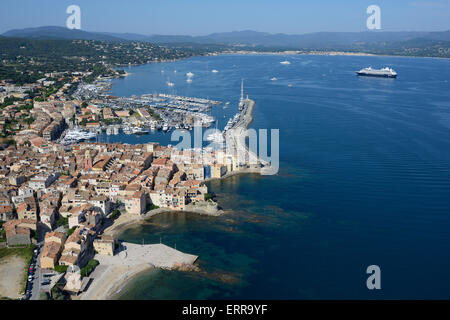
[54, 264, 68, 273]
[102, 117, 122, 125]
[146, 203, 159, 211]
[146, 107, 162, 120]
[109, 209, 121, 220]
[67, 226, 77, 237]
[80, 259, 99, 278]
[56, 215, 69, 228]
[50, 285, 67, 300]
[204, 193, 213, 201]
[0, 38, 193, 85]
[39, 292, 49, 300]
[0, 244, 35, 261]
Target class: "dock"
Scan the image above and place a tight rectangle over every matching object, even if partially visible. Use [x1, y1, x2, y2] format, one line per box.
[227, 99, 270, 167]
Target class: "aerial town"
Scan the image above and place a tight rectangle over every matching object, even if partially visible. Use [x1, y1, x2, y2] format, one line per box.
[0, 63, 263, 300]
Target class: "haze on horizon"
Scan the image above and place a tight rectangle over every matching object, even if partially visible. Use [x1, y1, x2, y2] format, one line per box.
[0, 0, 449, 35]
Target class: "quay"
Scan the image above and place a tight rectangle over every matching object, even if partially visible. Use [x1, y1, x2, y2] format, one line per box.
[227, 99, 270, 168]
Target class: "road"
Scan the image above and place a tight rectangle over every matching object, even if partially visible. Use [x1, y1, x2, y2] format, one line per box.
[29, 242, 42, 300]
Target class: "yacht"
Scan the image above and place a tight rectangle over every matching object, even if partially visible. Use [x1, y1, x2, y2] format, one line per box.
[166, 78, 175, 87]
[206, 131, 224, 143]
[132, 127, 148, 135]
[271, 77, 278, 81]
[123, 126, 132, 134]
[280, 60, 291, 65]
[162, 123, 169, 131]
[186, 78, 193, 83]
[211, 69, 219, 73]
[61, 128, 97, 144]
[186, 72, 194, 78]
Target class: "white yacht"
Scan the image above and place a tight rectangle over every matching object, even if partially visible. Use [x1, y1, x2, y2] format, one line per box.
[211, 69, 219, 73]
[123, 126, 132, 134]
[61, 128, 97, 144]
[206, 131, 224, 143]
[132, 127, 148, 135]
[271, 77, 278, 81]
[280, 60, 291, 65]
[186, 72, 194, 78]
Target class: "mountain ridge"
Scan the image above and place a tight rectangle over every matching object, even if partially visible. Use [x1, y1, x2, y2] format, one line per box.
[3, 26, 450, 48]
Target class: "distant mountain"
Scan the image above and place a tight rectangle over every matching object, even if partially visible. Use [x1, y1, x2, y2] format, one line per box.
[2, 26, 124, 42]
[3, 26, 450, 50]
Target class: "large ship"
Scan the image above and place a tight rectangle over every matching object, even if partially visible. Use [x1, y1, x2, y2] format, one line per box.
[356, 67, 397, 78]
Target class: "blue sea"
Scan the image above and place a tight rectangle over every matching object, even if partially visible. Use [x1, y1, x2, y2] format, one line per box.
[106, 54, 450, 299]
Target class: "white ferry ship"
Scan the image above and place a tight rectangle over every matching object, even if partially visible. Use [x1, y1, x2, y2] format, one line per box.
[356, 67, 397, 78]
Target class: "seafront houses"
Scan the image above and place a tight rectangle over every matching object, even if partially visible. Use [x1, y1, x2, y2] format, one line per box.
[210, 163, 227, 178]
[149, 188, 186, 210]
[186, 164, 205, 181]
[124, 191, 146, 215]
[93, 235, 115, 256]
[88, 195, 111, 215]
[41, 231, 66, 269]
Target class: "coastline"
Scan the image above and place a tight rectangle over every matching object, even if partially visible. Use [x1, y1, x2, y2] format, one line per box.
[78, 242, 198, 300]
[84, 75, 266, 301]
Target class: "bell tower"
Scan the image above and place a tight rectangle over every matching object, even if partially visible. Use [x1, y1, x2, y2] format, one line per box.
[84, 150, 92, 171]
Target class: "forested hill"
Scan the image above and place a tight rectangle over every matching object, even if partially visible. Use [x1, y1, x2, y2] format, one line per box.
[0, 37, 192, 84]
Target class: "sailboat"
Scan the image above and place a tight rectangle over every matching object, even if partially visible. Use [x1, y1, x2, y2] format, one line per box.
[166, 78, 175, 87]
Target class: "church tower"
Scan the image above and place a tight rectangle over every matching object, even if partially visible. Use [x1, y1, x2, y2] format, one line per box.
[84, 150, 92, 171]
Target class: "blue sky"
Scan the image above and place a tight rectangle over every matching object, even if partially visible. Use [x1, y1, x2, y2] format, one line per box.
[0, 0, 449, 35]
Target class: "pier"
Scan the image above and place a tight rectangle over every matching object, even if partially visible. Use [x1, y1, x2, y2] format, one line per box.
[227, 99, 270, 168]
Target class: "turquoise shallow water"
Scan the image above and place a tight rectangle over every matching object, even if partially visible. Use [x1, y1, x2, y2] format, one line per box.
[109, 54, 450, 299]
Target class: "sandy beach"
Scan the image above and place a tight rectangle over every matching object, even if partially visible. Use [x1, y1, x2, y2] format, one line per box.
[79, 242, 198, 300]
